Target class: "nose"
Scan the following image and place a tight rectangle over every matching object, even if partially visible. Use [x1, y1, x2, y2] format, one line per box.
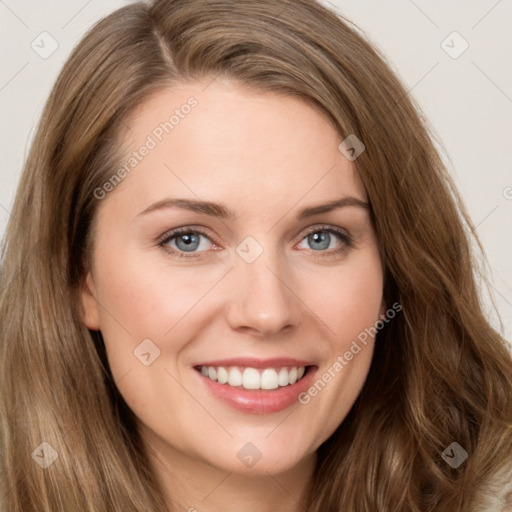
[224, 249, 300, 337]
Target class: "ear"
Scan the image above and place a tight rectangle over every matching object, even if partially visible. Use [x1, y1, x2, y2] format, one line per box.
[81, 272, 101, 330]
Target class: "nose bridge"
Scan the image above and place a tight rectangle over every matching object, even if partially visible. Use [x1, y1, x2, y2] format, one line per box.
[226, 235, 298, 335]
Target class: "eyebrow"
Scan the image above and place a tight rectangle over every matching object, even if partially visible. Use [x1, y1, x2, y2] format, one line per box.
[136, 196, 370, 220]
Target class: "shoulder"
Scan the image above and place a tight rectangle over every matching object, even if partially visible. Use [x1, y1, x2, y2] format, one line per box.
[469, 458, 512, 512]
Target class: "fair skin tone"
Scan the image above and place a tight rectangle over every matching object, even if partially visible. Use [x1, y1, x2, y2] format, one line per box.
[81, 78, 385, 512]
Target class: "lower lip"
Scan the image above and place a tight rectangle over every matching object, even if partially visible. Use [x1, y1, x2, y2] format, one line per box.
[196, 367, 318, 414]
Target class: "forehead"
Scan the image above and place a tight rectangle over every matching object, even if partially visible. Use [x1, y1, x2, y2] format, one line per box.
[103, 79, 367, 219]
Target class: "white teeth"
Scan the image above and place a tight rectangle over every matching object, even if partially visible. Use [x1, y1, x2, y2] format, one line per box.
[242, 368, 260, 389]
[228, 367, 243, 387]
[278, 368, 289, 387]
[217, 366, 229, 384]
[260, 369, 279, 390]
[199, 365, 307, 390]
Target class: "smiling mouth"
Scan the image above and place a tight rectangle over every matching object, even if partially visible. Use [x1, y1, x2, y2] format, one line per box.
[194, 365, 312, 391]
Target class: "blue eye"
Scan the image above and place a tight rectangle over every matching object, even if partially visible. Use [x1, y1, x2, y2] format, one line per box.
[157, 225, 353, 259]
[159, 228, 213, 257]
[297, 226, 353, 256]
[172, 232, 201, 252]
[302, 231, 335, 251]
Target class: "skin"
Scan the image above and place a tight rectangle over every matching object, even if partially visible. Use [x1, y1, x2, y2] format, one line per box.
[81, 78, 385, 512]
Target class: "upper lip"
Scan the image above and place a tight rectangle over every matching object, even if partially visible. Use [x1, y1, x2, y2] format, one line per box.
[193, 357, 316, 369]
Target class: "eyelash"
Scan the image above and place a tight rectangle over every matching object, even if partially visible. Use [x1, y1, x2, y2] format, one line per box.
[157, 225, 354, 260]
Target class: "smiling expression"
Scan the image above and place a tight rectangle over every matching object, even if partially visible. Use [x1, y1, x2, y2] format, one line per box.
[81, 77, 385, 476]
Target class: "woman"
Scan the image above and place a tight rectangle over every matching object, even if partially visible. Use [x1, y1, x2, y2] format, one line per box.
[1, 0, 511, 510]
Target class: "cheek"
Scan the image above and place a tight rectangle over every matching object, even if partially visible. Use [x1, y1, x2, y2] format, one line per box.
[91, 247, 232, 398]
[90, 253, 206, 412]
[302, 252, 384, 346]
[332, 274, 382, 344]
[93, 248, 224, 340]
[291, 251, 383, 437]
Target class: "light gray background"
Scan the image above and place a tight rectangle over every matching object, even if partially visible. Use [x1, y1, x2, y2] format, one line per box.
[1, 1, 511, 344]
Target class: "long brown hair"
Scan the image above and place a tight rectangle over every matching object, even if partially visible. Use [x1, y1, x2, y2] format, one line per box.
[1, 0, 511, 510]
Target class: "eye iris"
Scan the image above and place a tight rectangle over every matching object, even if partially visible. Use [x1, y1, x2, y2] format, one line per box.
[176, 233, 200, 252]
[309, 231, 330, 250]
[169, 230, 337, 253]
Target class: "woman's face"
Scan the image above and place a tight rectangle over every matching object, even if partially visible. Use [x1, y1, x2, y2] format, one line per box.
[81, 78, 385, 477]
